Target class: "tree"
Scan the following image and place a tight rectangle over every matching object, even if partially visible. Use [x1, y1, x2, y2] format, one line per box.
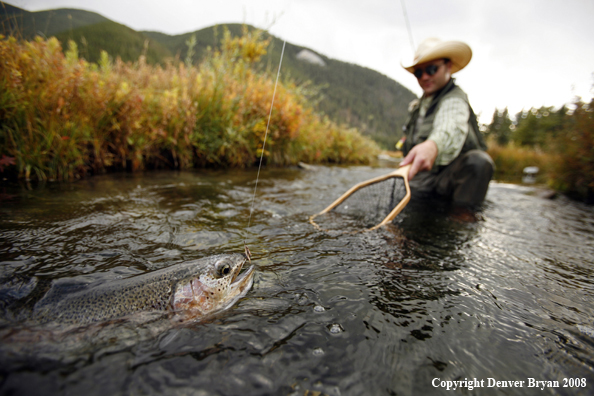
[512, 106, 567, 148]
[486, 107, 512, 145]
[550, 99, 594, 202]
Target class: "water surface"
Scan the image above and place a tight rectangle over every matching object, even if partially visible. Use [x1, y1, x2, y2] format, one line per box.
[0, 165, 593, 395]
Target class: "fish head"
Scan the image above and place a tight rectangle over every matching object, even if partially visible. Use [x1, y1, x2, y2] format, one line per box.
[171, 253, 254, 317]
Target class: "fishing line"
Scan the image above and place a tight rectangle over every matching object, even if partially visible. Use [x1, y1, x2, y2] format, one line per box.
[400, 0, 415, 54]
[244, 39, 286, 252]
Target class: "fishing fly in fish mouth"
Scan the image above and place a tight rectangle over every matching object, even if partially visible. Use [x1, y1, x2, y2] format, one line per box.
[171, 254, 254, 317]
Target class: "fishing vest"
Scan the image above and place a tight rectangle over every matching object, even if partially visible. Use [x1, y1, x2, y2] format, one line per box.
[401, 78, 487, 160]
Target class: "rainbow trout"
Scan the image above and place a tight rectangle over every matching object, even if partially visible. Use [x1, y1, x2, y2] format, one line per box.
[31, 253, 254, 325]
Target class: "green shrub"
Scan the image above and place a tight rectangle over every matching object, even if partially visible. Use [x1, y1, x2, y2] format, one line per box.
[0, 29, 380, 181]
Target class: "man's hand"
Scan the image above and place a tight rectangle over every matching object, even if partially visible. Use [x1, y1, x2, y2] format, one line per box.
[400, 140, 438, 179]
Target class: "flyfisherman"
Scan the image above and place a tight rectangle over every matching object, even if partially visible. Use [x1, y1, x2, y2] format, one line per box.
[399, 38, 494, 206]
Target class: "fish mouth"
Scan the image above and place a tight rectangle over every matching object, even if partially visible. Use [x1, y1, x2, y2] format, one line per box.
[231, 258, 255, 289]
[227, 256, 255, 300]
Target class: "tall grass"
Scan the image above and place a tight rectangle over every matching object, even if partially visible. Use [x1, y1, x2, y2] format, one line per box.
[0, 28, 380, 180]
[487, 140, 553, 184]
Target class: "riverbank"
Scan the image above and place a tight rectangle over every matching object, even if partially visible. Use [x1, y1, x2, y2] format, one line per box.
[0, 29, 380, 181]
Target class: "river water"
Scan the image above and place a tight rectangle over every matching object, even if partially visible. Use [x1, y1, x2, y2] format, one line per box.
[0, 165, 593, 395]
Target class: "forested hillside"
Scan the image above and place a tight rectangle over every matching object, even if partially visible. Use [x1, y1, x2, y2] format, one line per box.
[1, 3, 109, 38]
[55, 21, 173, 65]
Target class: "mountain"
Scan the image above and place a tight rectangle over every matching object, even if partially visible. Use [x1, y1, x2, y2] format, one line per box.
[0, 3, 172, 64]
[54, 21, 173, 65]
[1, 3, 416, 149]
[0, 3, 109, 39]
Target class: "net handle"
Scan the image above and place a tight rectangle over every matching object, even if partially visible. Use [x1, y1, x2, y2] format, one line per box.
[309, 164, 412, 232]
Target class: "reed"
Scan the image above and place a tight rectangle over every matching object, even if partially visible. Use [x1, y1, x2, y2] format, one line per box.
[486, 139, 553, 184]
[0, 28, 380, 181]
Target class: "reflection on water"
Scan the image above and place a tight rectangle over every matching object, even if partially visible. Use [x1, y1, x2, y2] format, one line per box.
[1, 167, 593, 395]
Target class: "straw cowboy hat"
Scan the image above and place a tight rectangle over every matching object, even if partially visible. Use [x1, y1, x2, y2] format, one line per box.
[402, 38, 472, 74]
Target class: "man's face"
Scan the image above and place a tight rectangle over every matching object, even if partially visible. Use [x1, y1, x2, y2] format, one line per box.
[414, 59, 452, 96]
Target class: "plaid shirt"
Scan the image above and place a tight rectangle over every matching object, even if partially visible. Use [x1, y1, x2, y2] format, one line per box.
[418, 95, 470, 166]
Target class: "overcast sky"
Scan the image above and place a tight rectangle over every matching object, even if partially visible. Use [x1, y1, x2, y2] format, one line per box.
[11, 0, 594, 124]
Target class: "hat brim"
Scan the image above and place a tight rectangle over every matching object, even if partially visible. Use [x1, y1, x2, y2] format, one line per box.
[402, 41, 472, 74]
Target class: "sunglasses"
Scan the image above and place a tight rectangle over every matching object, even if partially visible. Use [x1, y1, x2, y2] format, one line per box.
[413, 63, 443, 79]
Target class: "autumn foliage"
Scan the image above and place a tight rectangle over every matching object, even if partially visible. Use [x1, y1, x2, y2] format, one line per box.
[0, 28, 379, 181]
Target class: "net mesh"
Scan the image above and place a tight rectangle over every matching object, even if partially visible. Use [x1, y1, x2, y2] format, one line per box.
[313, 176, 408, 233]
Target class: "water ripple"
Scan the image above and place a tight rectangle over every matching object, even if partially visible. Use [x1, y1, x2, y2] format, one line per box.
[0, 170, 593, 395]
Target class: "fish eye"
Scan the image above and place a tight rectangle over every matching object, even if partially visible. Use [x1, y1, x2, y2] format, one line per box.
[215, 260, 232, 277]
